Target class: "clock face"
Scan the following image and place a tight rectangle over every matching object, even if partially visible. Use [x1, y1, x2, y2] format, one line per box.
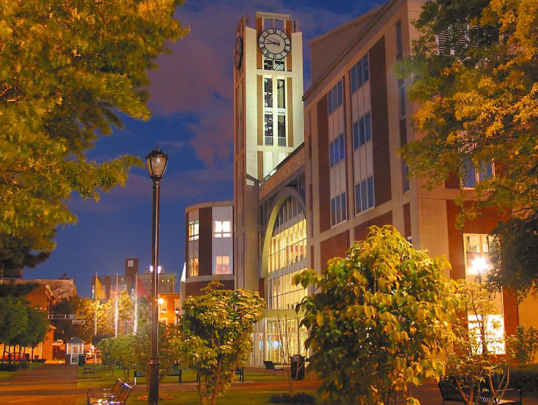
[258, 28, 291, 60]
[234, 36, 243, 70]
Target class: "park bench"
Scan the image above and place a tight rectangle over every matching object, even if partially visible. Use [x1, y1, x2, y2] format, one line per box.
[89, 382, 133, 405]
[263, 360, 284, 375]
[438, 378, 523, 405]
[87, 379, 122, 405]
[82, 365, 97, 379]
[235, 367, 245, 382]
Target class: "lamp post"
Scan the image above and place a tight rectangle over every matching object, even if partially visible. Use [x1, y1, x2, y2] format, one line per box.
[146, 148, 168, 405]
[175, 308, 180, 324]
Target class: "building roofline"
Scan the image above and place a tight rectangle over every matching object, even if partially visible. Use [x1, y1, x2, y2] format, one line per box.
[304, 0, 400, 101]
[260, 142, 305, 185]
[309, 5, 383, 47]
[185, 200, 234, 213]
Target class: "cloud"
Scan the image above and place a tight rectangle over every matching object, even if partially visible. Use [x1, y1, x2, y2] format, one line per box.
[147, 0, 374, 168]
[70, 165, 233, 213]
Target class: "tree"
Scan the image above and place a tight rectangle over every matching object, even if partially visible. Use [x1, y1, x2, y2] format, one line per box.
[294, 226, 458, 405]
[16, 305, 50, 360]
[0, 234, 50, 278]
[0, 297, 29, 363]
[134, 322, 182, 386]
[180, 281, 265, 405]
[507, 325, 538, 365]
[51, 295, 96, 342]
[0, 0, 188, 256]
[447, 280, 510, 405]
[396, 0, 538, 293]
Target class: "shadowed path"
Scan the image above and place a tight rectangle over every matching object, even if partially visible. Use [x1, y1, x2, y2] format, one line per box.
[0, 364, 86, 405]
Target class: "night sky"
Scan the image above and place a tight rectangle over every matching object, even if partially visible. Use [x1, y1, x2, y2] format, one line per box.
[27, 0, 382, 297]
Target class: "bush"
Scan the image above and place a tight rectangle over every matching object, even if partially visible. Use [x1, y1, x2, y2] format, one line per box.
[0, 362, 29, 371]
[509, 364, 538, 392]
[269, 393, 316, 404]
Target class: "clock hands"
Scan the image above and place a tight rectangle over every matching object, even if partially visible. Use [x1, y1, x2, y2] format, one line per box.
[267, 40, 280, 46]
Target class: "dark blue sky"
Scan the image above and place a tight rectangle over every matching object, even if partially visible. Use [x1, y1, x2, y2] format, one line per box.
[28, 0, 382, 297]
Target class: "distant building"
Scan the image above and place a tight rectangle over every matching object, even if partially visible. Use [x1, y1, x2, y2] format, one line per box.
[7, 277, 77, 301]
[91, 258, 177, 301]
[184, 201, 234, 303]
[158, 293, 181, 325]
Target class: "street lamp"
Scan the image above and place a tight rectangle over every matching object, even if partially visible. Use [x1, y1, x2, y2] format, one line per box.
[471, 256, 490, 284]
[146, 148, 168, 405]
[175, 308, 180, 324]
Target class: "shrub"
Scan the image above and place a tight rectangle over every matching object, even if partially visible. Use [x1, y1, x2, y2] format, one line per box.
[509, 365, 538, 392]
[269, 392, 316, 404]
[0, 362, 29, 371]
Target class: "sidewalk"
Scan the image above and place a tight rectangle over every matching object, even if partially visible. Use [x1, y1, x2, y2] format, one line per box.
[0, 364, 85, 405]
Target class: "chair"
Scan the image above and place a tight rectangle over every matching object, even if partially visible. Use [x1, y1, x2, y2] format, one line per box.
[90, 382, 133, 405]
[87, 379, 122, 405]
[263, 360, 284, 376]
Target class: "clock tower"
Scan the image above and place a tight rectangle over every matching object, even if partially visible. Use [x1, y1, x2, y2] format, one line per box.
[233, 12, 304, 291]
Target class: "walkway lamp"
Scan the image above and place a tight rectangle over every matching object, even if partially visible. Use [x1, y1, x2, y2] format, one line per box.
[146, 148, 168, 405]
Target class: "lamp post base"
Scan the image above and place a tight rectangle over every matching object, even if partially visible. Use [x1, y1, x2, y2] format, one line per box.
[148, 358, 159, 405]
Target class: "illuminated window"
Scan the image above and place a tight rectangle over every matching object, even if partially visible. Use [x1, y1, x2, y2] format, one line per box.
[188, 258, 199, 277]
[188, 220, 199, 241]
[215, 256, 231, 275]
[267, 198, 308, 309]
[214, 221, 231, 238]
[463, 233, 493, 278]
[468, 314, 506, 355]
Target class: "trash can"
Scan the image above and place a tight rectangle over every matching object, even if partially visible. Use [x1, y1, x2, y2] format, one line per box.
[290, 355, 305, 380]
[78, 354, 85, 366]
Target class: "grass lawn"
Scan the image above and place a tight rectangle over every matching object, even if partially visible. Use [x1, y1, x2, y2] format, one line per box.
[78, 387, 320, 405]
[77, 365, 320, 404]
[0, 362, 45, 381]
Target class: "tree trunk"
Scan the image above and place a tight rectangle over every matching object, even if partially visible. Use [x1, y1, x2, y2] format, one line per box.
[210, 359, 223, 405]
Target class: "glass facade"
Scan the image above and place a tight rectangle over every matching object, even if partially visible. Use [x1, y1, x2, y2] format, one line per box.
[267, 197, 308, 310]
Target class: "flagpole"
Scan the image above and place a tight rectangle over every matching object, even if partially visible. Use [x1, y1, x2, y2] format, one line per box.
[94, 273, 98, 337]
[134, 274, 138, 335]
[115, 273, 119, 338]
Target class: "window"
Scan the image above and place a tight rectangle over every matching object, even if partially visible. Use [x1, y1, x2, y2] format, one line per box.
[188, 258, 199, 277]
[264, 114, 273, 145]
[399, 80, 406, 118]
[396, 21, 403, 58]
[264, 58, 285, 71]
[264, 78, 273, 108]
[353, 113, 372, 149]
[330, 192, 347, 226]
[402, 161, 410, 192]
[214, 221, 231, 238]
[160, 300, 167, 313]
[188, 220, 199, 241]
[329, 134, 345, 167]
[464, 162, 493, 188]
[355, 176, 375, 214]
[327, 80, 344, 115]
[277, 79, 285, 109]
[215, 256, 231, 275]
[278, 115, 286, 146]
[127, 260, 134, 267]
[350, 54, 370, 93]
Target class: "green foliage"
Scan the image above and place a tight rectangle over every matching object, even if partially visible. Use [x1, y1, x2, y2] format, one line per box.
[488, 213, 538, 296]
[510, 364, 538, 392]
[0, 297, 29, 348]
[52, 295, 97, 343]
[180, 281, 265, 405]
[134, 322, 182, 382]
[0, 0, 188, 253]
[294, 226, 458, 405]
[397, 0, 538, 294]
[0, 234, 50, 277]
[0, 281, 38, 297]
[508, 325, 538, 365]
[446, 280, 508, 405]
